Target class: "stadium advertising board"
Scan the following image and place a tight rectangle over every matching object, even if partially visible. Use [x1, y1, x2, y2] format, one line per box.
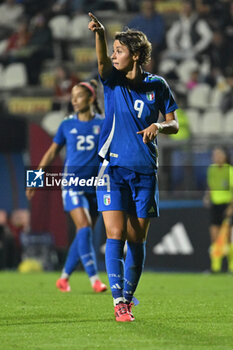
[96, 203, 210, 272]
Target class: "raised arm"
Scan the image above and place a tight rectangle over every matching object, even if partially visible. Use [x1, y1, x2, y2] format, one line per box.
[88, 12, 112, 79]
[26, 142, 62, 200]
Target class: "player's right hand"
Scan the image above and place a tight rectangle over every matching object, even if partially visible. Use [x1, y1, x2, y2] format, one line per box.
[26, 188, 36, 201]
[137, 124, 159, 144]
[88, 12, 105, 33]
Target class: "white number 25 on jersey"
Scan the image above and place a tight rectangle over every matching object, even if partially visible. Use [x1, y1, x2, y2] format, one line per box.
[134, 99, 144, 118]
[76, 135, 95, 150]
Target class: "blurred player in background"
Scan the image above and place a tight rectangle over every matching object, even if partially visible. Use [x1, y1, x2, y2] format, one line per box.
[88, 13, 178, 322]
[26, 80, 107, 293]
[204, 147, 233, 273]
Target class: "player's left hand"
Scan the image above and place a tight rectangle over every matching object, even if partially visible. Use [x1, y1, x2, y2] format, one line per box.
[137, 124, 159, 144]
[25, 187, 36, 201]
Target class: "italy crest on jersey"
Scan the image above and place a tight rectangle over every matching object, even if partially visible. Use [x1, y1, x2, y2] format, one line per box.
[71, 196, 79, 206]
[93, 125, 100, 135]
[103, 194, 111, 206]
[146, 91, 155, 101]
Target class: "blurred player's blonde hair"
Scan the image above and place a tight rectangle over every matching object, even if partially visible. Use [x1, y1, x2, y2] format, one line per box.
[115, 29, 152, 65]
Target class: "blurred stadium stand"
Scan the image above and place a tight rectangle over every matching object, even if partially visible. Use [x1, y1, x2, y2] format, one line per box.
[0, 0, 232, 269]
[1, 62, 28, 89]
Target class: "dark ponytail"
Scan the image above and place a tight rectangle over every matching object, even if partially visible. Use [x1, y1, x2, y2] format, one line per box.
[89, 79, 103, 115]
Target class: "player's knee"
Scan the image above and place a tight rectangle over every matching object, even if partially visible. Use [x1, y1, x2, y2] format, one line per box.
[127, 236, 145, 244]
[106, 226, 126, 240]
[127, 228, 147, 243]
[76, 220, 91, 231]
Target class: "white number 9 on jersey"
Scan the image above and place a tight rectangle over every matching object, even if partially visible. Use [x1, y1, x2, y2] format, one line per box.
[134, 99, 144, 118]
[76, 135, 95, 150]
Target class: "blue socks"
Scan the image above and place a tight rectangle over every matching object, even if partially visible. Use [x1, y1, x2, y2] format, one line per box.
[105, 239, 146, 303]
[77, 226, 98, 278]
[64, 232, 146, 302]
[123, 241, 146, 303]
[64, 226, 98, 278]
[64, 230, 80, 275]
[105, 238, 125, 300]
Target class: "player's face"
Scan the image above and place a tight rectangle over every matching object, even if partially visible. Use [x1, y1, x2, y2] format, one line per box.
[111, 40, 134, 72]
[71, 86, 92, 113]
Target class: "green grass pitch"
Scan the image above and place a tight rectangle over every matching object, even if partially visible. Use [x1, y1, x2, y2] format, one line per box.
[0, 272, 233, 350]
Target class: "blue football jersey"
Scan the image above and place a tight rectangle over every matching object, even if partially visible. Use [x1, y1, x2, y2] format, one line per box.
[53, 113, 104, 191]
[99, 67, 178, 174]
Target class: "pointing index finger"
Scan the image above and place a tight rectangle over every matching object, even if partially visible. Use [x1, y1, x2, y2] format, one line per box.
[88, 12, 98, 23]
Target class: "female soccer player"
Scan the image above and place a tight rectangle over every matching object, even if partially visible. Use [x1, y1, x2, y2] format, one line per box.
[88, 13, 179, 322]
[26, 80, 107, 293]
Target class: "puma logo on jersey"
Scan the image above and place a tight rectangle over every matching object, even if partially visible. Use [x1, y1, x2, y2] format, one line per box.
[70, 128, 78, 134]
